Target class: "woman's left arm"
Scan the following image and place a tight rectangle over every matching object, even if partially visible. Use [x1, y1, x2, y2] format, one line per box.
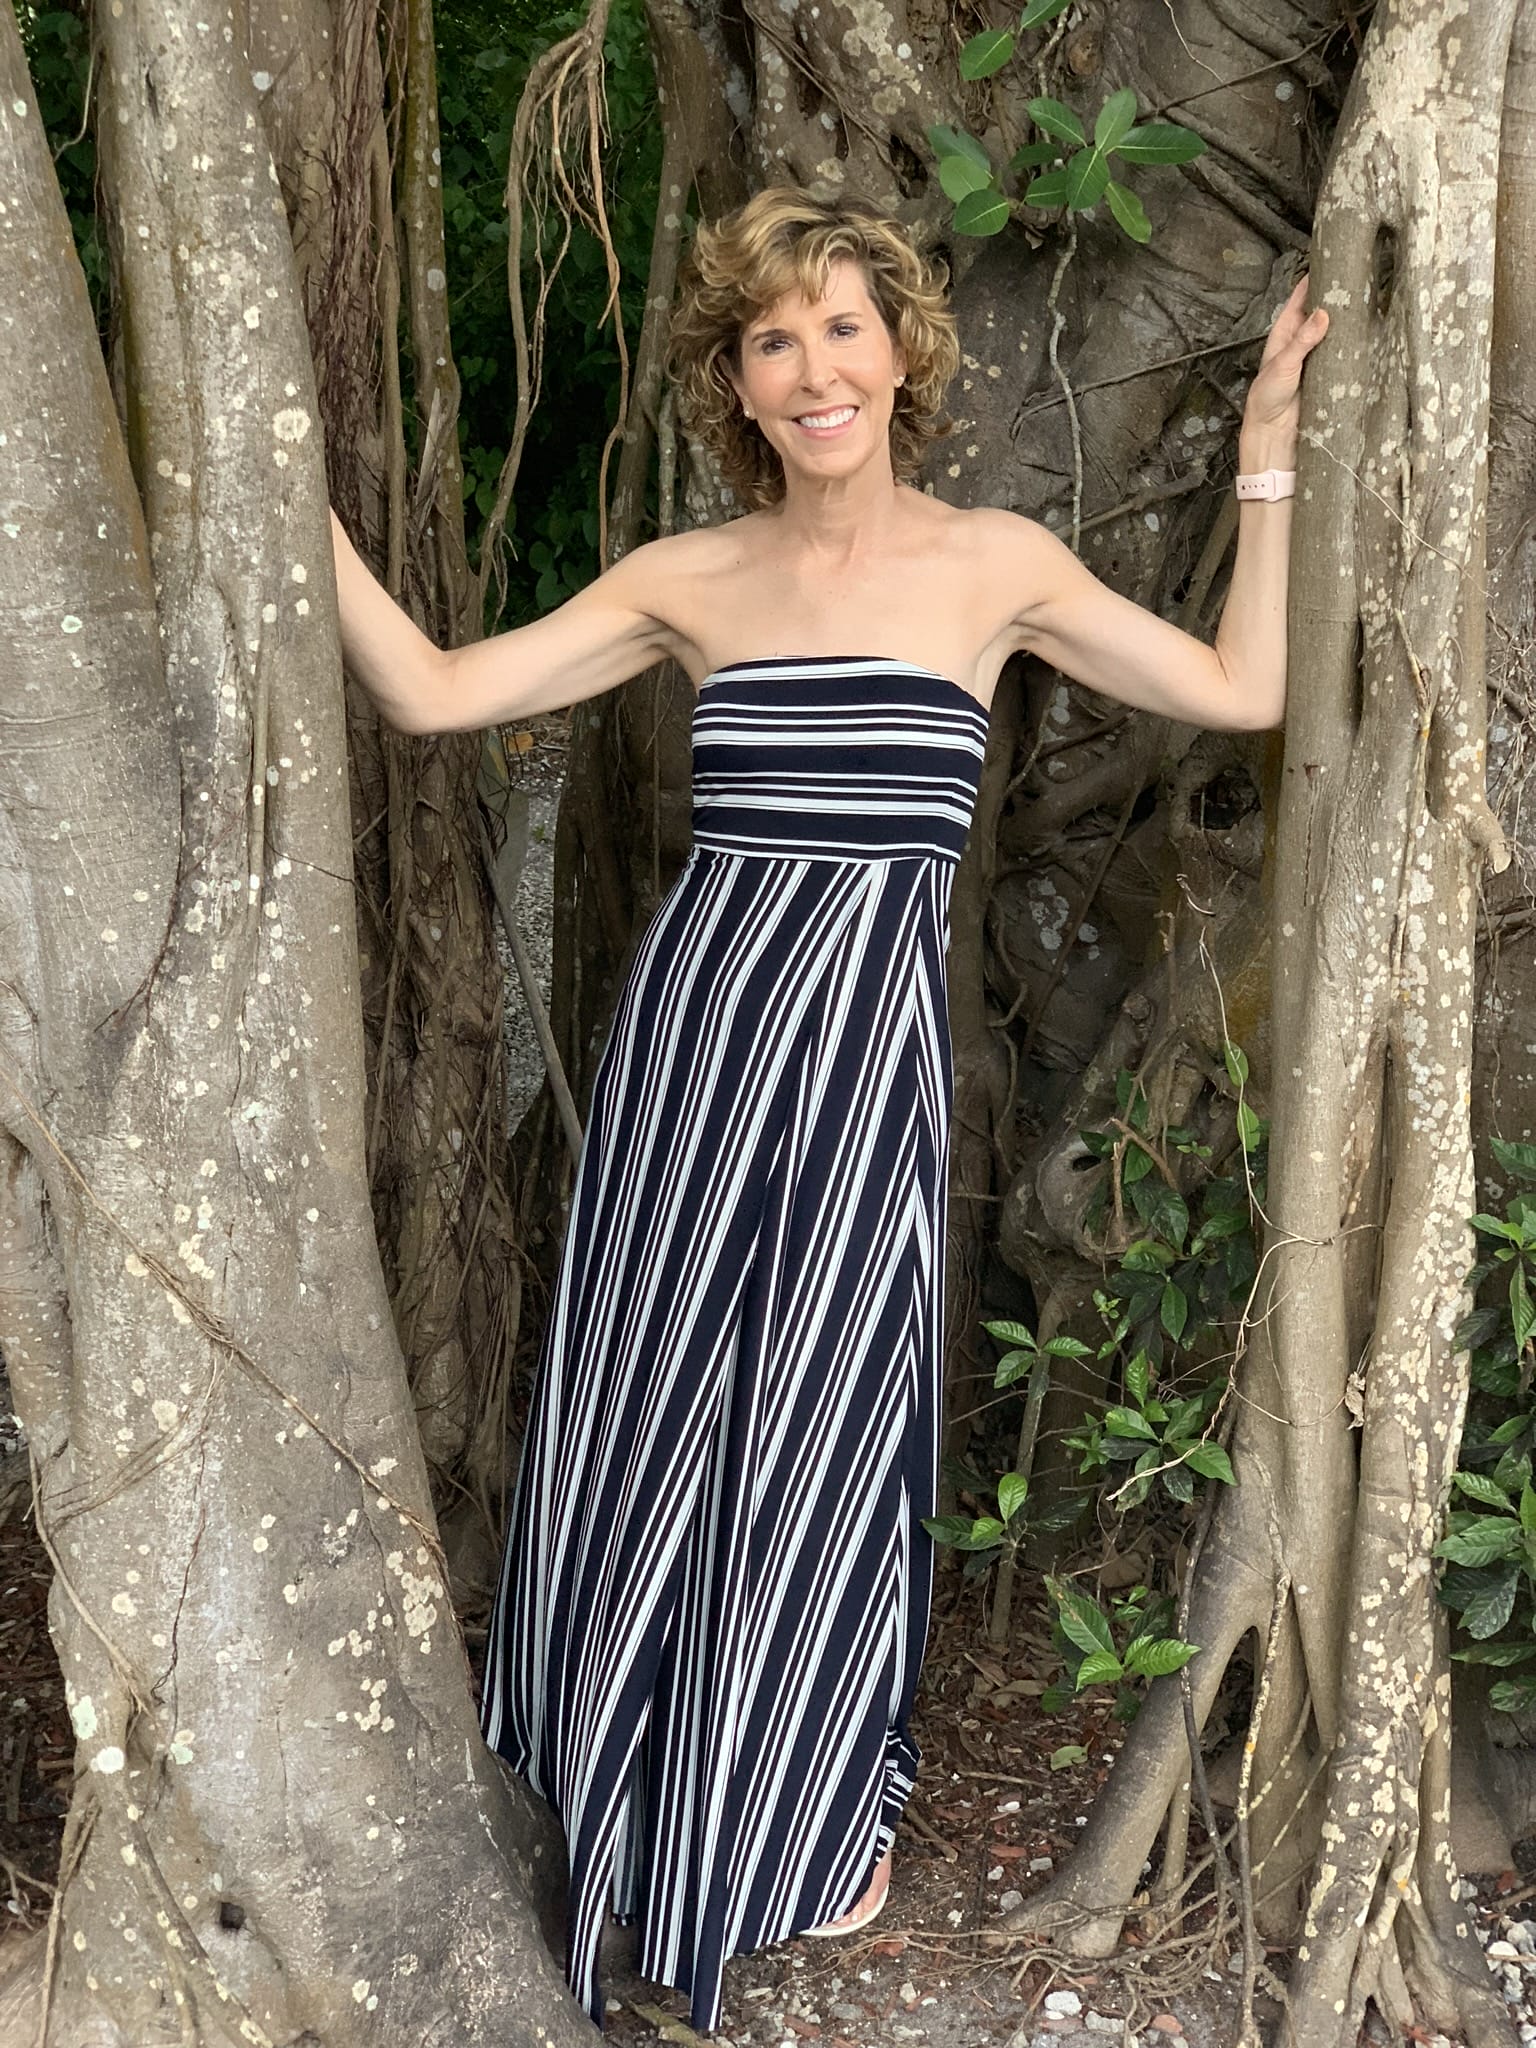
[1001, 274, 1330, 732]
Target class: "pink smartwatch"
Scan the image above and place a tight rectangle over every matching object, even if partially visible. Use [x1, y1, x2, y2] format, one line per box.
[1234, 468, 1296, 501]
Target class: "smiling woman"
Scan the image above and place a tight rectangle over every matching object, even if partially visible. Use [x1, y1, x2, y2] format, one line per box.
[326, 180, 1329, 2039]
[663, 187, 960, 512]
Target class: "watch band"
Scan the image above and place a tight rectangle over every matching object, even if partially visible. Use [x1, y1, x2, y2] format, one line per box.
[1234, 468, 1297, 501]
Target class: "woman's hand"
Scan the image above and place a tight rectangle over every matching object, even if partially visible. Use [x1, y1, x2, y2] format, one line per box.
[1240, 272, 1330, 460]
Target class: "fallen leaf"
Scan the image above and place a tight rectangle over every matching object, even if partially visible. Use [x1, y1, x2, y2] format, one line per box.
[627, 2001, 711, 2043]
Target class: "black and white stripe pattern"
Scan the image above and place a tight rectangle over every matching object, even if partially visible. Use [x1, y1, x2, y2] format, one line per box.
[480, 657, 988, 2032]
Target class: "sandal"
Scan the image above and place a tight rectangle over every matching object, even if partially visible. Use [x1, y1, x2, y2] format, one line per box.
[801, 1852, 892, 1939]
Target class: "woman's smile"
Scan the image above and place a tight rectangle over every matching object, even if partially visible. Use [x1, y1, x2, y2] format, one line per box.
[793, 404, 860, 438]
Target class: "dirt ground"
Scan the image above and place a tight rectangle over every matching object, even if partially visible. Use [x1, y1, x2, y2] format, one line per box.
[6, 1425, 1533, 2048]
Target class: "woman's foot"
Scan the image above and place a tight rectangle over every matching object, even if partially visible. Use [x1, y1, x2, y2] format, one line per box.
[803, 1847, 892, 1937]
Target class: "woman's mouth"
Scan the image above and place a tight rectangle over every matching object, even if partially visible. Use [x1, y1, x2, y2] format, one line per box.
[793, 405, 858, 438]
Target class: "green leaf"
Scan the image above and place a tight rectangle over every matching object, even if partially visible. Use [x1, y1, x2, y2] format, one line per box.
[939, 152, 995, 202]
[1221, 1039, 1249, 1087]
[922, 1514, 979, 1548]
[1193, 1209, 1250, 1246]
[1093, 87, 1138, 153]
[1066, 147, 1111, 211]
[1018, 0, 1071, 26]
[1133, 1180, 1189, 1250]
[1452, 1640, 1536, 1666]
[1490, 1675, 1536, 1716]
[1435, 1519, 1524, 1567]
[1113, 121, 1207, 165]
[1027, 94, 1085, 147]
[928, 123, 997, 173]
[1123, 1635, 1201, 1678]
[952, 188, 1013, 237]
[984, 1317, 1038, 1347]
[1453, 1470, 1516, 1512]
[1512, 1262, 1534, 1349]
[1104, 1405, 1158, 1441]
[1043, 1334, 1095, 1358]
[1471, 1351, 1521, 1399]
[1523, 1484, 1536, 1536]
[1471, 1215, 1526, 1244]
[1492, 1137, 1536, 1185]
[1074, 1649, 1124, 1690]
[1162, 1461, 1195, 1504]
[1463, 1566, 1521, 1639]
[997, 1471, 1029, 1524]
[1049, 1742, 1088, 1770]
[1495, 1449, 1534, 1494]
[1026, 163, 1069, 208]
[1047, 1575, 1116, 1658]
[1121, 1238, 1175, 1273]
[1105, 180, 1152, 243]
[1160, 1282, 1189, 1344]
[1008, 140, 1061, 172]
[995, 1346, 1038, 1389]
[1182, 1441, 1236, 1486]
[1121, 1142, 1155, 1185]
[1124, 1352, 1150, 1408]
[1237, 1102, 1264, 1152]
[964, 1516, 1007, 1550]
[959, 26, 1015, 78]
[1040, 1682, 1074, 1714]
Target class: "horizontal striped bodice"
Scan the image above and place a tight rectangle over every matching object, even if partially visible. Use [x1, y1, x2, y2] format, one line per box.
[691, 655, 989, 864]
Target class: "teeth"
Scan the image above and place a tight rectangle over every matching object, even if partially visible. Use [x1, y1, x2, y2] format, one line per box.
[797, 406, 856, 428]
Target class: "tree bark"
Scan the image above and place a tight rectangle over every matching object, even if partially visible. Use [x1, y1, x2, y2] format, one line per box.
[0, 2, 591, 2037]
[992, 6, 1523, 2044]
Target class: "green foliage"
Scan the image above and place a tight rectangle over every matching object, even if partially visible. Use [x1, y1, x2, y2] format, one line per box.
[17, 1, 107, 326]
[1042, 1576, 1198, 1723]
[928, 56, 1206, 243]
[924, 1452, 1084, 1582]
[1441, 1139, 1536, 1714]
[429, 0, 664, 625]
[1061, 1343, 1233, 1512]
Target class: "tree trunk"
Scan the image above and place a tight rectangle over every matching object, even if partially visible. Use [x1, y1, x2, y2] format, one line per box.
[993, 6, 1524, 2044]
[0, 3, 591, 2037]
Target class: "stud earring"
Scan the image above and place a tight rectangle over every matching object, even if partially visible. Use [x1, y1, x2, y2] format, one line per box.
[895, 374, 905, 386]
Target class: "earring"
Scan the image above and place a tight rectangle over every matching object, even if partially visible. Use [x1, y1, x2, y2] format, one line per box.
[895, 375, 905, 386]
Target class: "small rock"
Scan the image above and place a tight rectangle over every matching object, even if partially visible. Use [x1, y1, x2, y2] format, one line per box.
[1085, 2013, 1121, 2035]
[999, 1889, 1024, 1911]
[898, 1981, 918, 2004]
[988, 1864, 1005, 1880]
[1028, 1856, 1054, 1873]
[1149, 2018, 1183, 2036]
[946, 1908, 964, 1926]
[604, 1999, 621, 2013]
[1044, 1989, 1083, 2018]
[1489, 1940, 1521, 1961]
[1511, 1920, 1536, 1955]
[830, 2003, 861, 2021]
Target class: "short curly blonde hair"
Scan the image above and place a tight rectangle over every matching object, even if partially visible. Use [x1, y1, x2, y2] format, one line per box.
[667, 186, 960, 513]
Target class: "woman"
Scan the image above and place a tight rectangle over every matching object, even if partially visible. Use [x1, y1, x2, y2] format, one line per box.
[330, 187, 1327, 2034]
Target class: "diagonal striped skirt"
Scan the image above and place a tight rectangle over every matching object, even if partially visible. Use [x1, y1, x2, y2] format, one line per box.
[480, 657, 988, 2033]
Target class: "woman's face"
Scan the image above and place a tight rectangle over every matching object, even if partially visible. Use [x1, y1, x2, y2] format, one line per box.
[727, 256, 907, 483]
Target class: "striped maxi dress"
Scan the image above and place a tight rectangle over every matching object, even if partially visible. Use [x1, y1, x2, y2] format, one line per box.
[479, 654, 989, 2033]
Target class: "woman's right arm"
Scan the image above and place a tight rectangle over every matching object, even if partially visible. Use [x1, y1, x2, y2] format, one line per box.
[329, 507, 680, 734]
